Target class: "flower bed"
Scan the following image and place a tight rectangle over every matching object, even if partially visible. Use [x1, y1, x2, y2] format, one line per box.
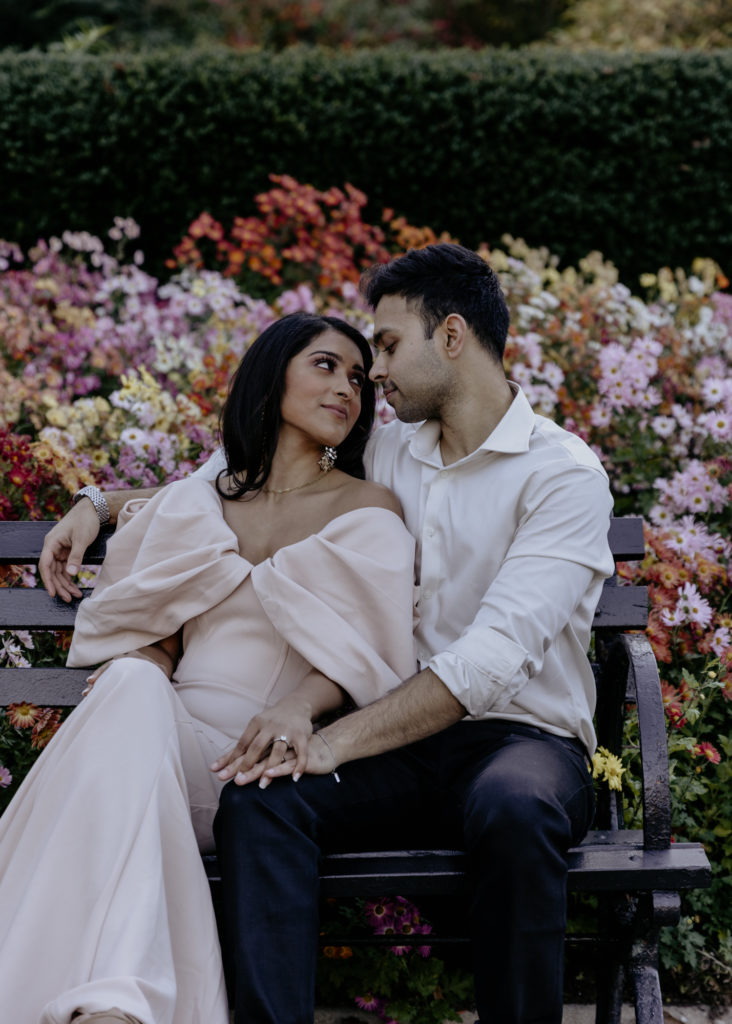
[1, 180, 730, 1013]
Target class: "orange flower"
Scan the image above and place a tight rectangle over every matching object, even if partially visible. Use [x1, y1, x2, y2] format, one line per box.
[30, 708, 62, 750]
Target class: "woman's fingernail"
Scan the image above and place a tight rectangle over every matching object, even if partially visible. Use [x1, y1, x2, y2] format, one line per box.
[293, 773, 301, 782]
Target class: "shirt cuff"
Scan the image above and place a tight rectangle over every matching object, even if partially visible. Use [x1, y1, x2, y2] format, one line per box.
[428, 628, 529, 718]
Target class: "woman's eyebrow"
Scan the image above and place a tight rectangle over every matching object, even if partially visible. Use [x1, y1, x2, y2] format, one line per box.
[312, 349, 365, 373]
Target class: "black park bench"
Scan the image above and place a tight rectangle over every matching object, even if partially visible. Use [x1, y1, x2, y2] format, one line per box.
[0, 516, 712, 1024]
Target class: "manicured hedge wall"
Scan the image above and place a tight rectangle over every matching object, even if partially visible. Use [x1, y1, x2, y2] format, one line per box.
[1, 47, 731, 283]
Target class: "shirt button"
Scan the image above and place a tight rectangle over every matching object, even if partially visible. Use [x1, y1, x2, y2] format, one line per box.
[426, 527, 435, 538]
[423, 589, 432, 600]
[439, 470, 448, 479]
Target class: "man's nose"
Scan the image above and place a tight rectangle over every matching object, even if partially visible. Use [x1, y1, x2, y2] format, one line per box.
[369, 353, 386, 382]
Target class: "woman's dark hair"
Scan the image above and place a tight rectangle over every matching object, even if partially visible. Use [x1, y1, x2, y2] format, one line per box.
[217, 312, 375, 500]
[360, 242, 510, 362]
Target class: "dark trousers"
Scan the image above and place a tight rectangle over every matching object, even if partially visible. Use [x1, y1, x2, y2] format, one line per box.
[213, 720, 595, 1024]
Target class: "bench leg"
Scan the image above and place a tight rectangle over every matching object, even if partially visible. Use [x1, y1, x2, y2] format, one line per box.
[595, 956, 624, 1024]
[629, 892, 681, 1024]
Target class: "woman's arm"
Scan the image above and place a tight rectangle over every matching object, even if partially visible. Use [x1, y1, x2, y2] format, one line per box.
[39, 487, 162, 601]
[83, 631, 182, 694]
[211, 669, 345, 786]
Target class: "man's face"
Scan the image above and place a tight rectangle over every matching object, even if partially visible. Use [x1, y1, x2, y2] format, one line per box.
[370, 295, 454, 423]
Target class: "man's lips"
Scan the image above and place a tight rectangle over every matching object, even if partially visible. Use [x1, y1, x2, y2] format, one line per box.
[382, 385, 397, 401]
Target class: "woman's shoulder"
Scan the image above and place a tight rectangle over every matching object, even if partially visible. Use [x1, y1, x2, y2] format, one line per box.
[328, 474, 404, 520]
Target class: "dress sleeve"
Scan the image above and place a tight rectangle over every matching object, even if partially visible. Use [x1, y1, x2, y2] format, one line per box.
[67, 479, 251, 667]
[250, 508, 417, 706]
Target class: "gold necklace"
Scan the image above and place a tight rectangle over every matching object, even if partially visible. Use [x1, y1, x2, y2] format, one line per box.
[262, 471, 326, 495]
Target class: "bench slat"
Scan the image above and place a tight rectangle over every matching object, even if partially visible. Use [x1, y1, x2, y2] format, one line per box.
[0, 583, 649, 633]
[0, 668, 88, 704]
[202, 832, 711, 899]
[0, 523, 112, 565]
[0, 517, 648, 566]
[0, 589, 88, 628]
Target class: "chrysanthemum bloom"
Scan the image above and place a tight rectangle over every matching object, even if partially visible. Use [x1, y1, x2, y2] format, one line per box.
[693, 742, 721, 765]
[365, 899, 393, 929]
[30, 708, 61, 749]
[603, 753, 625, 791]
[355, 993, 381, 1012]
[7, 702, 39, 728]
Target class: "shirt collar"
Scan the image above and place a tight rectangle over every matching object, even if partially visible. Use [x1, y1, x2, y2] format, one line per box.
[408, 382, 535, 466]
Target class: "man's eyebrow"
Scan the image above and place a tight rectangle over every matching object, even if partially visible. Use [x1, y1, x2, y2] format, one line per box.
[372, 329, 393, 348]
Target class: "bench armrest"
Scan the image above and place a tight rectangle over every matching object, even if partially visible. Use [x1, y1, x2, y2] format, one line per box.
[600, 632, 672, 852]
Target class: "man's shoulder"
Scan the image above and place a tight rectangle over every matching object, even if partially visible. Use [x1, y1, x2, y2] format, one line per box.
[530, 414, 609, 479]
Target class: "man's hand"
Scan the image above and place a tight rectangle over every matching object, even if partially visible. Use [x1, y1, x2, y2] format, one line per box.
[39, 500, 101, 601]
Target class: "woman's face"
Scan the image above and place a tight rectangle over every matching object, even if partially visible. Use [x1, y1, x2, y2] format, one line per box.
[279, 329, 366, 449]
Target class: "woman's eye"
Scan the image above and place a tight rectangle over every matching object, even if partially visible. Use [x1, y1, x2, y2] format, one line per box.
[315, 357, 336, 371]
[349, 374, 364, 390]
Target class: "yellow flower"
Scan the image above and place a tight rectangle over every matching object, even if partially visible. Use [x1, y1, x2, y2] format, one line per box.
[591, 749, 606, 780]
[603, 753, 625, 791]
[46, 407, 70, 428]
[591, 746, 625, 791]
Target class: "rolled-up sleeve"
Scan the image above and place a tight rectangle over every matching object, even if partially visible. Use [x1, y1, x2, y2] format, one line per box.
[429, 464, 614, 717]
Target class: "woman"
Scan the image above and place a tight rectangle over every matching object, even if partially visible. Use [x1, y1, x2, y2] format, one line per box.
[0, 313, 417, 1024]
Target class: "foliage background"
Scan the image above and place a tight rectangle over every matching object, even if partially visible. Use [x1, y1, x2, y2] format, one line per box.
[1, 48, 731, 290]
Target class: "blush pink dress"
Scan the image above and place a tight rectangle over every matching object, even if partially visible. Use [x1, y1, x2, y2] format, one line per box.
[0, 478, 417, 1024]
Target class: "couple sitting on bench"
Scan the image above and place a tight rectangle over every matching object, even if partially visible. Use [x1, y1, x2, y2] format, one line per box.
[0, 243, 614, 1024]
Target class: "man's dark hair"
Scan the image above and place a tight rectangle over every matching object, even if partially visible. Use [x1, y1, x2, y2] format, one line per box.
[360, 243, 510, 362]
[217, 312, 375, 499]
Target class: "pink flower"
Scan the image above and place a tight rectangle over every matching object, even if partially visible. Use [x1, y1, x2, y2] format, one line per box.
[0, 765, 12, 788]
[365, 899, 393, 929]
[355, 993, 382, 1012]
[693, 742, 721, 764]
[678, 582, 713, 628]
[711, 626, 731, 658]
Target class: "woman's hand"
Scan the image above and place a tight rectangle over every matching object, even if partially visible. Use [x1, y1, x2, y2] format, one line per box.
[211, 694, 315, 787]
[39, 501, 101, 601]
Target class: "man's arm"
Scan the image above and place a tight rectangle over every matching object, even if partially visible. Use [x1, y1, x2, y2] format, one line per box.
[248, 667, 466, 784]
[39, 487, 161, 600]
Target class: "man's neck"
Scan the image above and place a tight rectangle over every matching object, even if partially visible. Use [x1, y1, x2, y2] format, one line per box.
[438, 376, 515, 465]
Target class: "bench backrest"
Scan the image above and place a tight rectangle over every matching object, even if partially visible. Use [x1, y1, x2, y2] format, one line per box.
[0, 517, 647, 706]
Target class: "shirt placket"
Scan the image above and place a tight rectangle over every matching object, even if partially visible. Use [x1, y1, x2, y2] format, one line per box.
[416, 464, 450, 666]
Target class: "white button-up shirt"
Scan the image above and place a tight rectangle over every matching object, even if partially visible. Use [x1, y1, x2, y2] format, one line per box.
[193, 385, 614, 752]
[363, 385, 614, 753]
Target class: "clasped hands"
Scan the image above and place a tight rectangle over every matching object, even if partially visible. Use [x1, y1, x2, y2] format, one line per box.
[210, 696, 339, 789]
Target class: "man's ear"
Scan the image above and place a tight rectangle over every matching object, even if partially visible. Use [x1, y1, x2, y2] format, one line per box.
[442, 313, 468, 359]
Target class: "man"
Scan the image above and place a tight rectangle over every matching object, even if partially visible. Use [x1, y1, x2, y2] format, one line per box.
[40, 244, 614, 1023]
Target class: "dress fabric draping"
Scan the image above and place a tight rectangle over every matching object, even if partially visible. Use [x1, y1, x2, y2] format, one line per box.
[0, 478, 417, 1024]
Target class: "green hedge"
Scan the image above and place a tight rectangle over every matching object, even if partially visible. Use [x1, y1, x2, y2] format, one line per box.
[1, 47, 731, 283]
